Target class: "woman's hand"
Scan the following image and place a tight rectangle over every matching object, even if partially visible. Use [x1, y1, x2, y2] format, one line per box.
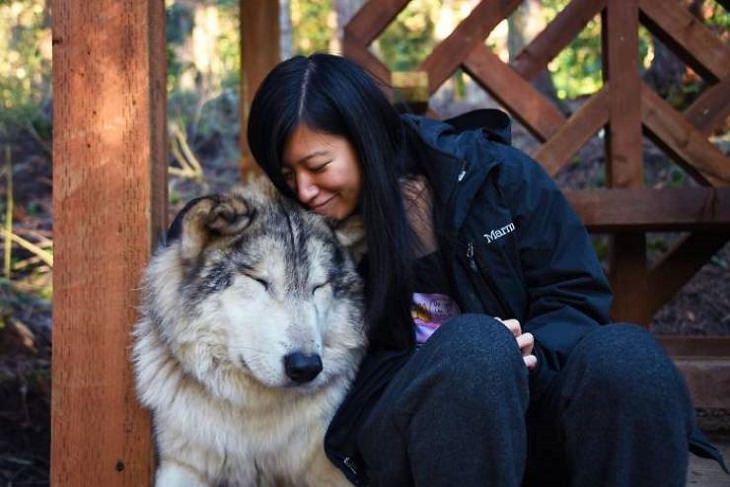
[494, 317, 537, 370]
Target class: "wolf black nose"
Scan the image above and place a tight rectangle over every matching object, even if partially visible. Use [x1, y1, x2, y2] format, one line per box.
[284, 352, 323, 383]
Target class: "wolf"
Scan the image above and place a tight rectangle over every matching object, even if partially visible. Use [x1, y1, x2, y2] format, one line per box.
[132, 180, 367, 486]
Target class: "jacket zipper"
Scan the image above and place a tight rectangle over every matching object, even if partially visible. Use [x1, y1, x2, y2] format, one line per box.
[447, 159, 468, 208]
[466, 241, 511, 318]
[343, 456, 358, 476]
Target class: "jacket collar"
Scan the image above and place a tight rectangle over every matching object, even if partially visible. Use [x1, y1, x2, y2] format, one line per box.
[401, 112, 507, 232]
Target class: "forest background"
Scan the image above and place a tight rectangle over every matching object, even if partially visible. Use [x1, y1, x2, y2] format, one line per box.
[0, 0, 728, 484]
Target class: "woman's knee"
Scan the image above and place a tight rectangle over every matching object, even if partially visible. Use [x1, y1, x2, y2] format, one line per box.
[568, 324, 689, 406]
[421, 314, 527, 391]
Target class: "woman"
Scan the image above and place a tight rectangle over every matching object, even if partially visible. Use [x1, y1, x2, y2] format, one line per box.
[247, 53, 724, 486]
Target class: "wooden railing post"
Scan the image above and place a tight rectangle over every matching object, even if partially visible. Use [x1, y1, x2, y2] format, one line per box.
[240, 0, 280, 182]
[602, 0, 651, 325]
[51, 0, 167, 484]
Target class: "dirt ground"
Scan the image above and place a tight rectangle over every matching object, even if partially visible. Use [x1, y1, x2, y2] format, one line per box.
[0, 108, 728, 485]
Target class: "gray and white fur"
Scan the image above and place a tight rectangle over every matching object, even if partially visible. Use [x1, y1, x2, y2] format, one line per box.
[132, 179, 367, 486]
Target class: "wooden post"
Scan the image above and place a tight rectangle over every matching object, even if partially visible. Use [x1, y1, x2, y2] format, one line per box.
[240, 0, 280, 182]
[51, 0, 167, 484]
[602, 0, 650, 325]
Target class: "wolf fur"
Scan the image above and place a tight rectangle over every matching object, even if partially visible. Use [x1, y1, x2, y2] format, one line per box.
[132, 180, 367, 486]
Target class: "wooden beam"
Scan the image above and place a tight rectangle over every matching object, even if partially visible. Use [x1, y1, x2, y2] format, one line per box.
[567, 187, 730, 232]
[673, 357, 730, 409]
[642, 83, 730, 186]
[639, 0, 730, 82]
[512, 0, 604, 81]
[420, 0, 522, 94]
[463, 44, 565, 142]
[660, 336, 730, 358]
[240, 0, 280, 182]
[51, 0, 166, 484]
[342, 40, 393, 90]
[344, 0, 410, 46]
[646, 232, 730, 318]
[609, 232, 651, 324]
[683, 77, 730, 136]
[532, 86, 610, 175]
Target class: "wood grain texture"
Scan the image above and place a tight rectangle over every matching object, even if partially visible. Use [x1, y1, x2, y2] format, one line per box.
[647, 232, 730, 319]
[344, 0, 410, 45]
[420, 0, 522, 94]
[683, 77, 730, 136]
[240, 0, 279, 181]
[512, 0, 604, 81]
[603, 0, 644, 189]
[642, 83, 730, 186]
[602, 0, 648, 324]
[532, 86, 610, 175]
[51, 0, 166, 484]
[341, 39, 393, 89]
[639, 0, 730, 82]
[566, 187, 730, 231]
[463, 44, 565, 142]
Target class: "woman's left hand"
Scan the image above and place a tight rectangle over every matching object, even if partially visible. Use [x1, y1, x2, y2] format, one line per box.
[494, 317, 537, 370]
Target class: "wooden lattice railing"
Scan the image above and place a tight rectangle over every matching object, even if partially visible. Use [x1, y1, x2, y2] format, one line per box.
[343, 0, 730, 343]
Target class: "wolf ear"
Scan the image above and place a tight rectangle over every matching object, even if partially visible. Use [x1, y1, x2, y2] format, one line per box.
[169, 194, 254, 262]
[332, 215, 367, 264]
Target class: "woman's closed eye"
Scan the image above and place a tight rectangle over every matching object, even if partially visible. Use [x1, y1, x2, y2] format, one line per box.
[310, 161, 332, 173]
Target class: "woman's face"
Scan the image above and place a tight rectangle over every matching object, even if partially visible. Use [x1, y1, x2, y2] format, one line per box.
[282, 123, 363, 221]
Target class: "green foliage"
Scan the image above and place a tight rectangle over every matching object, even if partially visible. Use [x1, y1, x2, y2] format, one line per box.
[705, 0, 730, 30]
[375, 0, 439, 71]
[0, 1, 51, 134]
[165, 1, 241, 170]
[292, 0, 334, 55]
[541, 0, 602, 99]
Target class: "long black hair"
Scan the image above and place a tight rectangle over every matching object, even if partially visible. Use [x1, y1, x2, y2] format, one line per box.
[247, 53, 415, 351]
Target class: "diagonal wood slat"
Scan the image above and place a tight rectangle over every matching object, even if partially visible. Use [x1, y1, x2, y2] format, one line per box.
[341, 41, 393, 89]
[420, 0, 522, 94]
[512, 0, 604, 81]
[642, 83, 730, 186]
[344, 0, 410, 45]
[532, 86, 610, 175]
[646, 233, 730, 319]
[342, 0, 729, 333]
[463, 44, 565, 142]
[683, 77, 730, 136]
[639, 0, 730, 82]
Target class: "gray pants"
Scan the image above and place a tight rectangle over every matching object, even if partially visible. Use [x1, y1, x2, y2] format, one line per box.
[357, 315, 695, 486]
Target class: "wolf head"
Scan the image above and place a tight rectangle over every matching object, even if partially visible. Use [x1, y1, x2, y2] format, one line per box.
[139, 180, 366, 399]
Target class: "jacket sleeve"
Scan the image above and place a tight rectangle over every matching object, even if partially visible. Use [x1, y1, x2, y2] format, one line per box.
[498, 145, 613, 402]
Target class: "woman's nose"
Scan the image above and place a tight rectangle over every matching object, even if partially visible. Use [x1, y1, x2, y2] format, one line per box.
[296, 173, 319, 203]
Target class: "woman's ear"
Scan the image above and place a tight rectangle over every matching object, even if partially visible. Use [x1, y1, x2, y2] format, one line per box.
[332, 215, 367, 264]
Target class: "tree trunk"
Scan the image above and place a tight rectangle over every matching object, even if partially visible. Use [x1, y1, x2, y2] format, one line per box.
[280, 0, 293, 59]
[507, 0, 560, 106]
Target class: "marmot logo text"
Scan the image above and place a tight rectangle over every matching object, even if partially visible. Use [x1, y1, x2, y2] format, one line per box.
[483, 222, 515, 244]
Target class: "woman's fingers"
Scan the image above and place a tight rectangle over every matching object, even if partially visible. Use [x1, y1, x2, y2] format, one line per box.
[495, 317, 521, 337]
[523, 354, 537, 370]
[495, 317, 536, 369]
[516, 332, 534, 355]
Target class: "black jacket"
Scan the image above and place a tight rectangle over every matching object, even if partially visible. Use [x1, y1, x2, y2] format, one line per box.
[325, 110, 725, 484]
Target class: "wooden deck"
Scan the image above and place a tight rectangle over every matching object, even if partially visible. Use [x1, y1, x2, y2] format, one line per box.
[689, 433, 730, 486]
